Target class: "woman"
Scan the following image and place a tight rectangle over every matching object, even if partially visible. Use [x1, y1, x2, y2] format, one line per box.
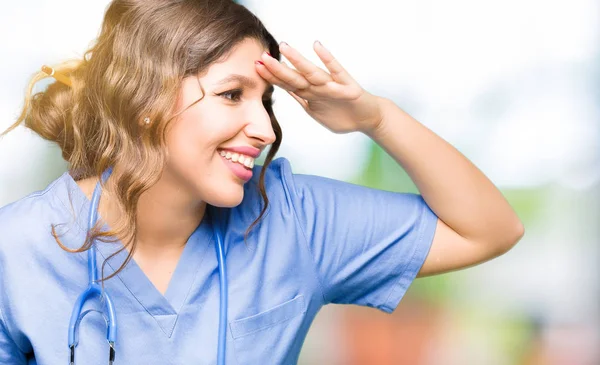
[0, 0, 524, 364]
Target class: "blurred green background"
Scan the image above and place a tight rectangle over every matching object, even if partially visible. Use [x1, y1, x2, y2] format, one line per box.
[1, 1, 597, 364]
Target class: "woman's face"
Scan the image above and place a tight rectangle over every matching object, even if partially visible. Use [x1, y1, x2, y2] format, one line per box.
[164, 38, 276, 207]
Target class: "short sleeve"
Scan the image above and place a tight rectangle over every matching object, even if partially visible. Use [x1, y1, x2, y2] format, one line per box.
[277, 158, 438, 313]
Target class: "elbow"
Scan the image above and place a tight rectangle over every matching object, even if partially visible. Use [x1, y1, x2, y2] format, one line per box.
[511, 219, 526, 246]
[497, 219, 525, 255]
[515, 220, 525, 240]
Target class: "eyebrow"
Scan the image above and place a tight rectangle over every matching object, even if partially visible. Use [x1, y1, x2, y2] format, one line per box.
[216, 74, 274, 95]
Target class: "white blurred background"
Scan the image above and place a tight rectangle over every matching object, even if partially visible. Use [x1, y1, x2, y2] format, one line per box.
[1, 1, 598, 364]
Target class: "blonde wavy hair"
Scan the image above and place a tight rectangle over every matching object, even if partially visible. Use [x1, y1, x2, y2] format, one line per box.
[0, 0, 283, 282]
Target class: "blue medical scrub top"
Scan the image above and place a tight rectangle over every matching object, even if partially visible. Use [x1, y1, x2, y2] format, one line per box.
[0, 157, 438, 365]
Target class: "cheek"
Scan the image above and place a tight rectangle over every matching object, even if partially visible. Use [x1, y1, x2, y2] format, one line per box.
[166, 105, 242, 160]
[165, 113, 228, 161]
[165, 114, 208, 158]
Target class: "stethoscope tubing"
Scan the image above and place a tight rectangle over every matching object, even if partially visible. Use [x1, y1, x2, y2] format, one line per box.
[67, 168, 227, 364]
[213, 206, 228, 365]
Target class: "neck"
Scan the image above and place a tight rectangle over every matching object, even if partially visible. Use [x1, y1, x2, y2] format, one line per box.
[76, 172, 207, 256]
[134, 177, 207, 253]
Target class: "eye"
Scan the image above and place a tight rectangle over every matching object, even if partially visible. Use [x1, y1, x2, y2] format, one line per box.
[219, 89, 243, 102]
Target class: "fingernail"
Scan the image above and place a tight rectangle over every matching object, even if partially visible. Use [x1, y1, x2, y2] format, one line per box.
[279, 41, 288, 48]
[315, 40, 322, 47]
[256, 60, 264, 66]
[266, 51, 272, 57]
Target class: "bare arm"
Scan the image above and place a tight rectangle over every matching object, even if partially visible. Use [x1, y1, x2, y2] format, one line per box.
[366, 97, 525, 277]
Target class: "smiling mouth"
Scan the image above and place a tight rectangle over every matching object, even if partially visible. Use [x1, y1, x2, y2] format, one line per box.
[217, 149, 255, 170]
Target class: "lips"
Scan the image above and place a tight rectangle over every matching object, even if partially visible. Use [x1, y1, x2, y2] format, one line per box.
[219, 152, 253, 182]
[217, 146, 261, 158]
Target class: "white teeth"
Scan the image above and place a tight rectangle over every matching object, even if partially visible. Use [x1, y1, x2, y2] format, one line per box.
[219, 150, 254, 169]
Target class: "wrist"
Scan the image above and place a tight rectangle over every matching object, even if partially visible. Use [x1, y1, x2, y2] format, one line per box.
[362, 96, 393, 139]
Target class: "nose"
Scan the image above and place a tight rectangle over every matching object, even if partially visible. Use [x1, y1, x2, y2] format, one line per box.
[244, 103, 277, 147]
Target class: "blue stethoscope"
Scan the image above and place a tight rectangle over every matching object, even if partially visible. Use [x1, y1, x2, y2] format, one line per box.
[67, 167, 228, 364]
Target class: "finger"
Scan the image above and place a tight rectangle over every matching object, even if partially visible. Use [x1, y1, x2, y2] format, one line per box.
[260, 52, 312, 91]
[313, 41, 356, 86]
[255, 60, 300, 93]
[278, 42, 332, 86]
[280, 59, 344, 99]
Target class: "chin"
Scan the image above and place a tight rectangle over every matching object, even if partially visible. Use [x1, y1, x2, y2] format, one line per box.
[206, 185, 245, 208]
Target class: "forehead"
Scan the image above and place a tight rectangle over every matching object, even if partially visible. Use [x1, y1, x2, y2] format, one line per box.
[200, 38, 273, 94]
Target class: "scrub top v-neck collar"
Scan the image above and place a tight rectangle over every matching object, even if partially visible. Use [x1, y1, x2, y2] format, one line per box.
[60, 171, 215, 338]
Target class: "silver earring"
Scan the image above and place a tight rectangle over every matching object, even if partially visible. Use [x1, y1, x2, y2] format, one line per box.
[143, 117, 151, 125]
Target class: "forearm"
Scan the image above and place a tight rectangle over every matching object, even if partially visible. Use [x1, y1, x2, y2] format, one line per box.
[365, 96, 524, 248]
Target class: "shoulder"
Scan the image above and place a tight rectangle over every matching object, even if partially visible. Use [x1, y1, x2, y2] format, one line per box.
[238, 156, 347, 222]
[247, 156, 326, 197]
[243, 156, 363, 208]
[250, 156, 293, 185]
[244, 156, 295, 200]
[0, 173, 74, 257]
[226, 156, 305, 230]
[0, 184, 54, 234]
[235, 157, 290, 214]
